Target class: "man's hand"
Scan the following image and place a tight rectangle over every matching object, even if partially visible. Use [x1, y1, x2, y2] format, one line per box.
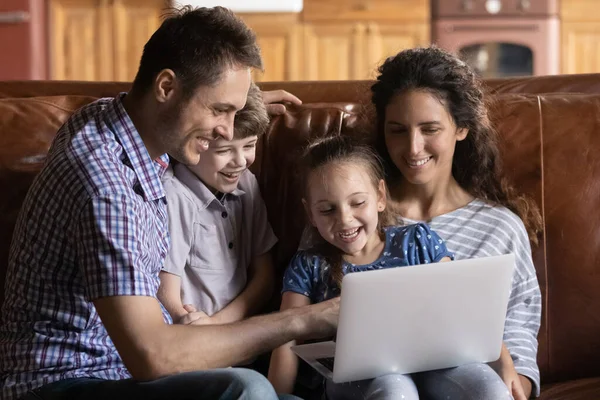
[261, 89, 302, 115]
[296, 296, 339, 341]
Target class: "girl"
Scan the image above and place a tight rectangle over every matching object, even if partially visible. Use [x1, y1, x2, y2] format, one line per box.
[268, 135, 455, 399]
[372, 46, 542, 399]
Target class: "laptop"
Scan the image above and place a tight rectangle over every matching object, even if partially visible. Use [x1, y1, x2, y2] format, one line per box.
[291, 253, 515, 383]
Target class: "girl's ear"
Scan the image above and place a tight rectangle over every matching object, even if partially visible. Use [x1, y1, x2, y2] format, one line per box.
[302, 198, 316, 227]
[377, 179, 387, 212]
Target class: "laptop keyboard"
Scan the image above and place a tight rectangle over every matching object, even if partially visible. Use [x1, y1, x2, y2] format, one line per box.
[316, 357, 335, 371]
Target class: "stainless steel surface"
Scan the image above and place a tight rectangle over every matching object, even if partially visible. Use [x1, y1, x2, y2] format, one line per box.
[0, 11, 30, 24]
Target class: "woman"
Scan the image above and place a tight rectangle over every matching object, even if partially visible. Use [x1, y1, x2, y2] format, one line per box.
[368, 46, 542, 399]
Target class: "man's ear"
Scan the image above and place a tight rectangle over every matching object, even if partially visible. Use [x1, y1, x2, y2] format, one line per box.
[302, 198, 316, 227]
[377, 179, 387, 212]
[154, 69, 177, 103]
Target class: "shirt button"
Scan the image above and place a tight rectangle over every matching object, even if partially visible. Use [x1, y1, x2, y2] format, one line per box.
[221, 211, 228, 218]
[228, 242, 234, 249]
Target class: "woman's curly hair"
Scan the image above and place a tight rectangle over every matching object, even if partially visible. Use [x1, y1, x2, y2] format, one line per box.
[371, 47, 541, 244]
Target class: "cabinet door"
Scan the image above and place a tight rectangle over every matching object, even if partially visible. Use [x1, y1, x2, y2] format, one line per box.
[112, 0, 166, 82]
[562, 23, 600, 74]
[240, 14, 302, 82]
[364, 22, 429, 79]
[303, 23, 366, 81]
[50, 0, 113, 80]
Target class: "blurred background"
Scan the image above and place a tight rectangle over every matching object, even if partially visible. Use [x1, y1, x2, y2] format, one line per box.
[1, 0, 597, 82]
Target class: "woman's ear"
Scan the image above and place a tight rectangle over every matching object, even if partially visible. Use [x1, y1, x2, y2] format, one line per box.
[377, 179, 387, 212]
[456, 127, 469, 141]
[302, 198, 316, 226]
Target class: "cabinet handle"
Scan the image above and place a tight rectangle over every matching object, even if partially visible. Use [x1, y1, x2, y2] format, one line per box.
[0, 11, 30, 24]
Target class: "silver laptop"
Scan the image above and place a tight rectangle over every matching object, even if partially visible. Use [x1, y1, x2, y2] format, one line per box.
[291, 253, 515, 383]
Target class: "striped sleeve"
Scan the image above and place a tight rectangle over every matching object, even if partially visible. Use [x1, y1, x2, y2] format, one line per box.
[498, 211, 542, 397]
[425, 200, 542, 397]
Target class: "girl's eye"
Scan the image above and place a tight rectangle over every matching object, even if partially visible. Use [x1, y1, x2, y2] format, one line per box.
[423, 129, 439, 134]
[216, 149, 230, 155]
[318, 209, 333, 215]
[352, 201, 366, 207]
[244, 144, 256, 150]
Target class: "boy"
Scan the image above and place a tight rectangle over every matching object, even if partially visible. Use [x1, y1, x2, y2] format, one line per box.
[159, 82, 276, 325]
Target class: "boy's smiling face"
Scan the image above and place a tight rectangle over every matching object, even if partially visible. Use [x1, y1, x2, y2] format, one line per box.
[187, 135, 258, 193]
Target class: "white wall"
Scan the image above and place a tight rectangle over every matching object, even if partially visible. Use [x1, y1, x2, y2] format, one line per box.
[177, 0, 303, 12]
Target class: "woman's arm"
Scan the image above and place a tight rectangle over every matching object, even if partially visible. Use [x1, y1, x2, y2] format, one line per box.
[268, 291, 312, 394]
[490, 343, 531, 400]
[157, 271, 188, 322]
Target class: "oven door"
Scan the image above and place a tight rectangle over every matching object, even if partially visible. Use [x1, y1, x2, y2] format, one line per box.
[433, 17, 559, 78]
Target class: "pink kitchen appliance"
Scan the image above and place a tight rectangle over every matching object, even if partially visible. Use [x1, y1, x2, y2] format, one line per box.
[432, 0, 559, 78]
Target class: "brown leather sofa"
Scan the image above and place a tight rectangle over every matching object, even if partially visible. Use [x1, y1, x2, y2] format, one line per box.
[1, 75, 600, 399]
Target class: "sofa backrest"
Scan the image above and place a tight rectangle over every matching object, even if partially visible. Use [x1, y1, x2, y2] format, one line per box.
[0, 76, 599, 385]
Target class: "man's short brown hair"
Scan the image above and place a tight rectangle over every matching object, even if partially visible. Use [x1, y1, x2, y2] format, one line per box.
[132, 6, 263, 100]
[233, 82, 269, 139]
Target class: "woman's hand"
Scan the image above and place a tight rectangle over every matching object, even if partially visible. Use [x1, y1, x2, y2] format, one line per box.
[500, 363, 528, 400]
[490, 343, 530, 400]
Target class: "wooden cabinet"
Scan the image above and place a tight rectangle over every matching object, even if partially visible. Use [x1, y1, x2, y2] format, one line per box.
[49, 0, 429, 82]
[239, 14, 303, 82]
[303, 23, 366, 80]
[561, 0, 600, 74]
[50, 0, 113, 81]
[364, 22, 429, 79]
[113, 0, 165, 81]
[301, 0, 430, 80]
[50, 0, 166, 81]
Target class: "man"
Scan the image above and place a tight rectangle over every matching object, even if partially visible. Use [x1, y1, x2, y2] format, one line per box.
[0, 6, 338, 400]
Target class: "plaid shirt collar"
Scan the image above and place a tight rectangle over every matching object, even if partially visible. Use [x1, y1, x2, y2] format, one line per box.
[109, 93, 169, 201]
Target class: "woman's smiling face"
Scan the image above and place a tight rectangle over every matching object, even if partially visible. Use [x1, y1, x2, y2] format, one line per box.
[384, 89, 468, 189]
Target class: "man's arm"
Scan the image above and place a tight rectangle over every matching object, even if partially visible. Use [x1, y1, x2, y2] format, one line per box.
[94, 294, 338, 381]
[211, 251, 274, 324]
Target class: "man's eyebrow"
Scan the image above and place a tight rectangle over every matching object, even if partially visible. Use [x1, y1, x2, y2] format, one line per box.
[212, 103, 238, 111]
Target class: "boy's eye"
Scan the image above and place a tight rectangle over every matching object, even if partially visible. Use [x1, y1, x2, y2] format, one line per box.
[244, 143, 256, 149]
[215, 149, 230, 154]
[422, 128, 439, 134]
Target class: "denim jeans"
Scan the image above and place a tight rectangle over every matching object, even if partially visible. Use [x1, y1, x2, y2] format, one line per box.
[325, 363, 513, 400]
[22, 368, 301, 400]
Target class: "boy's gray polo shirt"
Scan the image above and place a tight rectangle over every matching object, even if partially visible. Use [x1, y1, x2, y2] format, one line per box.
[162, 163, 277, 316]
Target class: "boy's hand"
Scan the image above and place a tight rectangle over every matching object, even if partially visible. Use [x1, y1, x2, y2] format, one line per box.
[261, 90, 302, 115]
[178, 304, 211, 325]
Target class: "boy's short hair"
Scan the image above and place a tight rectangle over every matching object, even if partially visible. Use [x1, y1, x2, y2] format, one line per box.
[234, 82, 270, 139]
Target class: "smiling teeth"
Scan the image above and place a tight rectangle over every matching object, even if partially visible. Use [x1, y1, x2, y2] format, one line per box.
[339, 228, 359, 238]
[408, 157, 431, 166]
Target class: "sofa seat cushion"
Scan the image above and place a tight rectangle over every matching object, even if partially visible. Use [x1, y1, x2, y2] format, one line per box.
[540, 377, 600, 399]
